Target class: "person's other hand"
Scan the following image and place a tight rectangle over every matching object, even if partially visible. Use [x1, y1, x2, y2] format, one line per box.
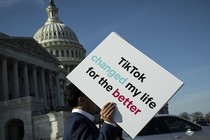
[100, 102, 115, 123]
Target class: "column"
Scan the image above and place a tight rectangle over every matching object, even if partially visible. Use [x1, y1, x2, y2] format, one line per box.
[13, 60, 19, 98]
[2, 57, 9, 100]
[32, 66, 38, 97]
[67, 65, 70, 74]
[41, 68, 47, 107]
[48, 72, 53, 91]
[62, 80, 66, 106]
[23, 63, 29, 96]
[55, 73, 60, 107]
[48, 71, 54, 110]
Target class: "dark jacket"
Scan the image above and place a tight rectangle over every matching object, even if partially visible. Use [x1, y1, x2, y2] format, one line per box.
[64, 113, 117, 140]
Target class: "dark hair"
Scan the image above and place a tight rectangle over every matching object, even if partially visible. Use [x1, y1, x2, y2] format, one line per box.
[65, 83, 85, 107]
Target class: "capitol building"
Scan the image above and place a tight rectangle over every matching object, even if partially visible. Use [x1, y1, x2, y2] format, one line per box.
[0, 0, 85, 139]
[0, 1, 168, 139]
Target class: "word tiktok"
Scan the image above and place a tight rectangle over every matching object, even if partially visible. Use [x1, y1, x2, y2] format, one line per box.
[118, 57, 146, 83]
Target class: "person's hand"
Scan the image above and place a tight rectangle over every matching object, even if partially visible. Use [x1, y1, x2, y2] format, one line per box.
[100, 102, 115, 123]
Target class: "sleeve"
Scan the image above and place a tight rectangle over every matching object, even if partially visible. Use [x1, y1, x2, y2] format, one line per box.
[98, 122, 118, 140]
[64, 117, 117, 140]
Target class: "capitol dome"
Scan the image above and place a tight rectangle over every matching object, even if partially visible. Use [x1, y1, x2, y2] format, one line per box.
[34, 0, 86, 74]
[34, 22, 79, 44]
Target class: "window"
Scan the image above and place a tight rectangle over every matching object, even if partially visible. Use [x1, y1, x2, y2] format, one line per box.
[163, 116, 199, 133]
[138, 117, 169, 136]
[56, 50, 59, 57]
[71, 50, 74, 57]
[61, 50, 64, 57]
[75, 50, 78, 58]
[66, 50, 69, 57]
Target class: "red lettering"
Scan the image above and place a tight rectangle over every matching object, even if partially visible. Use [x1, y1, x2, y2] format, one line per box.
[112, 88, 141, 115]
[118, 95, 125, 102]
[134, 109, 141, 115]
[130, 105, 137, 112]
[112, 89, 120, 97]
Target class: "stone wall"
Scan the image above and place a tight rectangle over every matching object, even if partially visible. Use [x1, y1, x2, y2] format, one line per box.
[33, 111, 71, 140]
[0, 97, 43, 140]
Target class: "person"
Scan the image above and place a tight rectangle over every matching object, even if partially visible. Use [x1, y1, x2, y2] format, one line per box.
[63, 83, 118, 140]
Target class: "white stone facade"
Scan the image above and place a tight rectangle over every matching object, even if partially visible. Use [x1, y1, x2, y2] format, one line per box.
[0, 0, 86, 139]
[0, 0, 86, 140]
[0, 33, 67, 140]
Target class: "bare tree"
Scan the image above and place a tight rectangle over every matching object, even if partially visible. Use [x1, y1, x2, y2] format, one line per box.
[191, 112, 204, 122]
[179, 112, 190, 120]
[205, 112, 210, 123]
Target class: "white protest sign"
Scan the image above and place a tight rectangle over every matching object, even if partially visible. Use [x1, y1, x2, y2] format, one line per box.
[67, 32, 183, 139]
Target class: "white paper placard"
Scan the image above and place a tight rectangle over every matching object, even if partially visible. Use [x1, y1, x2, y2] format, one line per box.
[67, 32, 183, 139]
